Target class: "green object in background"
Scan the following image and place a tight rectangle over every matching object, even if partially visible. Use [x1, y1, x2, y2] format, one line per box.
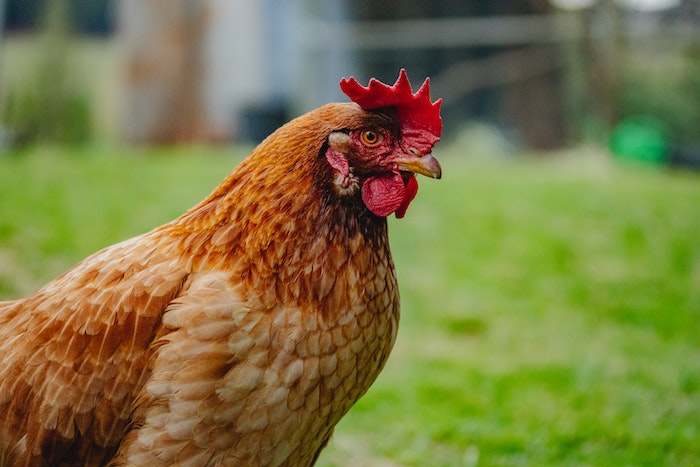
[610, 117, 669, 164]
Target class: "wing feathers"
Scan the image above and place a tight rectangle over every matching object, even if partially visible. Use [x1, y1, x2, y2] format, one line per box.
[0, 233, 189, 464]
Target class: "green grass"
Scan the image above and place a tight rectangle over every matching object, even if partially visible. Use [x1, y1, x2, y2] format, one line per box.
[1, 145, 699, 466]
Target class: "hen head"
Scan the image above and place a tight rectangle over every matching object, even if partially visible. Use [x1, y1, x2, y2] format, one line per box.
[324, 69, 443, 219]
[185, 70, 443, 234]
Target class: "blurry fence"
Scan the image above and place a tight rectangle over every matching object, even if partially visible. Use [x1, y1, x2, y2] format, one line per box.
[4, 0, 697, 150]
[300, 13, 582, 148]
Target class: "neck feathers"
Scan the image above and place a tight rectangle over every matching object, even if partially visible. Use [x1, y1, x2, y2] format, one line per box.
[165, 104, 391, 311]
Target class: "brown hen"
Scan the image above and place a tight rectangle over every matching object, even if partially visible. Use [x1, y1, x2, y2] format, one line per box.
[0, 70, 442, 466]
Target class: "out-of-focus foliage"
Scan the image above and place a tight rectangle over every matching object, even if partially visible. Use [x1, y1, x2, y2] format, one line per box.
[3, 0, 92, 146]
[616, 43, 700, 146]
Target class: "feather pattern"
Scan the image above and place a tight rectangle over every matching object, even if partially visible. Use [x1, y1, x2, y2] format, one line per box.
[0, 70, 441, 466]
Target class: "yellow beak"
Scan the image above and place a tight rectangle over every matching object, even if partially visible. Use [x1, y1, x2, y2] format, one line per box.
[394, 152, 442, 179]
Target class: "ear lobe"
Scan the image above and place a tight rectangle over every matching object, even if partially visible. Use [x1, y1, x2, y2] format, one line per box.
[325, 147, 350, 177]
[326, 132, 354, 177]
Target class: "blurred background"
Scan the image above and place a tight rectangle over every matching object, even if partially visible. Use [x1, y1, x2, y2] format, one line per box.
[1, 1, 699, 466]
[0, 0, 699, 159]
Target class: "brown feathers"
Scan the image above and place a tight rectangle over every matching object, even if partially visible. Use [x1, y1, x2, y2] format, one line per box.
[0, 93, 440, 465]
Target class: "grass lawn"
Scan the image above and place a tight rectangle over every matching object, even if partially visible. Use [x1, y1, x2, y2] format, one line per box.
[0, 145, 699, 466]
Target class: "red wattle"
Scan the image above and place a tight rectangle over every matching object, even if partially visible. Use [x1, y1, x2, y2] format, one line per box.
[395, 175, 418, 219]
[361, 172, 418, 218]
[362, 173, 405, 217]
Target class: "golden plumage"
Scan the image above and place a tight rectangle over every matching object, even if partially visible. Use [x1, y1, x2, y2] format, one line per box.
[0, 78, 441, 466]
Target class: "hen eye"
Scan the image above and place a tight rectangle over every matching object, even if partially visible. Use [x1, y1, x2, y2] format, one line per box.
[361, 130, 383, 146]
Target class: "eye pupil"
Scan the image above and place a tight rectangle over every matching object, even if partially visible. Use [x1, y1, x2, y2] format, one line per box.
[362, 130, 380, 145]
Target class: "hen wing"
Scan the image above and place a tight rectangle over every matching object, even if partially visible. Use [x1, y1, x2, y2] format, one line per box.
[0, 234, 188, 466]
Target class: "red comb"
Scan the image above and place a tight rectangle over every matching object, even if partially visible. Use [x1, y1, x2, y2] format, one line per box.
[339, 69, 442, 153]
